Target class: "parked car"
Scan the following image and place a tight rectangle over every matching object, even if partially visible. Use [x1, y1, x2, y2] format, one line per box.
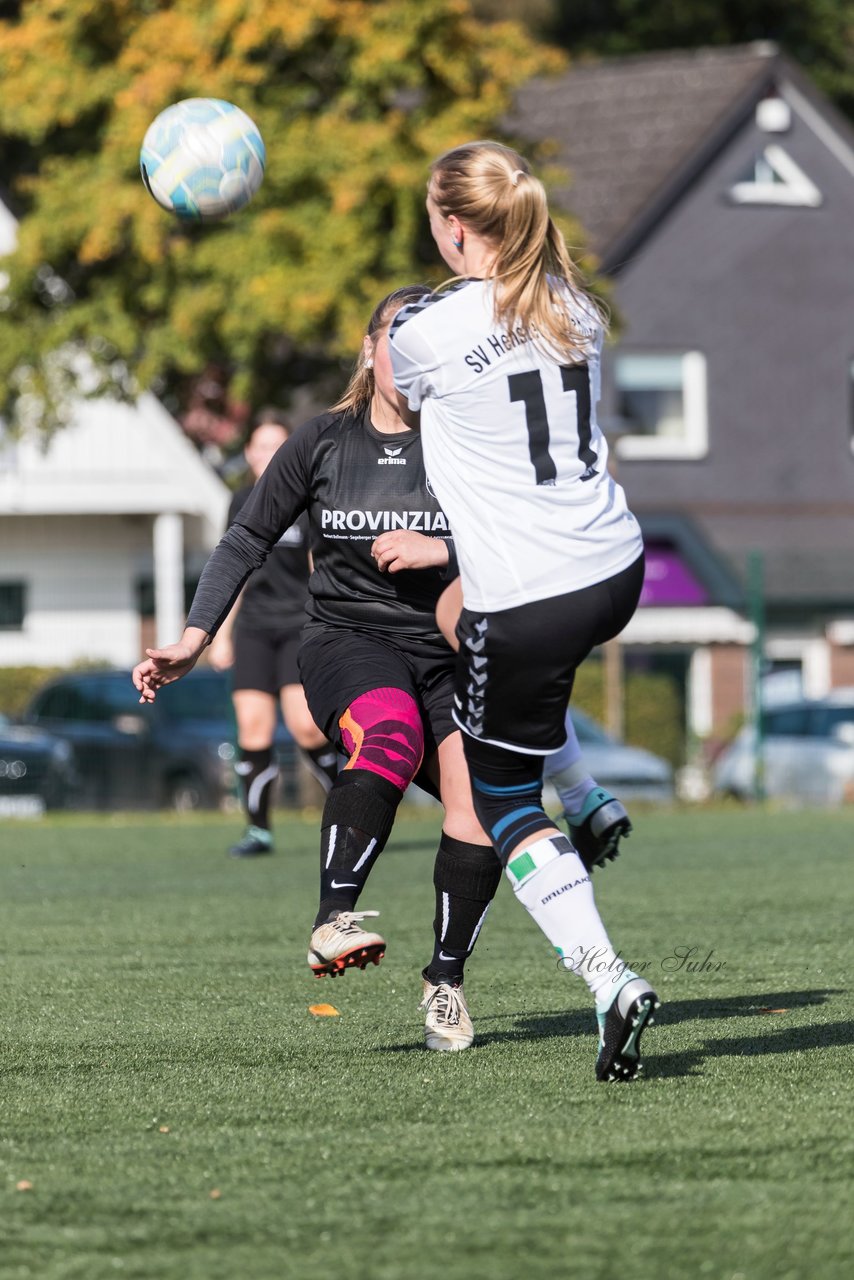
[0, 713, 76, 816]
[21, 668, 297, 812]
[556, 708, 674, 804]
[712, 689, 854, 805]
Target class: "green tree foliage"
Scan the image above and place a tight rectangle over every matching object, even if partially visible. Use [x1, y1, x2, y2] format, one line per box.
[471, 0, 556, 36]
[573, 658, 685, 767]
[547, 1, 854, 119]
[0, 0, 564, 438]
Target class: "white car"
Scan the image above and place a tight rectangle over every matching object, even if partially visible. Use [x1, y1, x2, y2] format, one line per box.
[713, 689, 854, 805]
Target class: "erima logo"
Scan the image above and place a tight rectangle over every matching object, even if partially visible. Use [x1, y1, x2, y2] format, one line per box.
[321, 509, 450, 533]
[378, 445, 406, 466]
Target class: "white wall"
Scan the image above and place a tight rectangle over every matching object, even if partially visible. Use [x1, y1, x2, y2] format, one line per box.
[1, 514, 152, 665]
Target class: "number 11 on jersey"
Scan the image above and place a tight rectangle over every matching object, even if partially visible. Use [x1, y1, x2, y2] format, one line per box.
[508, 363, 599, 486]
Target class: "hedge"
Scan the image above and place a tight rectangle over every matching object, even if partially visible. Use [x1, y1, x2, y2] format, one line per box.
[0, 663, 110, 720]
[572, 658, 685, 768]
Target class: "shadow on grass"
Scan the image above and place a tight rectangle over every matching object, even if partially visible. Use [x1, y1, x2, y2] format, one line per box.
[379, 989, 850, 1071]
[645, 1019, 854, 1078]
[478, 987, 841, 1034]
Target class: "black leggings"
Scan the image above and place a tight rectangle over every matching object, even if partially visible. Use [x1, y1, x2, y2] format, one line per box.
[460, 555, 645, 861]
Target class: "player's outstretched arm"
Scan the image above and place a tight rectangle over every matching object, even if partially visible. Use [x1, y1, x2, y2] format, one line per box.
[206, 592, 244, 672]
[132, 627, 209, 703]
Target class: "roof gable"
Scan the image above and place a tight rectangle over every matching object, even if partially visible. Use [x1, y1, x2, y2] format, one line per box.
[0, 393, 229, 539]
[510, 43, 790, 266]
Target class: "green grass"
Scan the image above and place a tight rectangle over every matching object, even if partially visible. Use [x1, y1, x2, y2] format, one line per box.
[1, 805, 853, 1280]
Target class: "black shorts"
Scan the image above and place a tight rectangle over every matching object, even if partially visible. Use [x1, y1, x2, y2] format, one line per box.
[454, 554, 645, 754]
[231, 625, 303, 695]
[297, 622, 456, 757]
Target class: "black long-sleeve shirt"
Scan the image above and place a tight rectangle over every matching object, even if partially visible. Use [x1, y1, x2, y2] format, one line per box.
[187, 406, 457, 655]
[226, 484, 311, 632]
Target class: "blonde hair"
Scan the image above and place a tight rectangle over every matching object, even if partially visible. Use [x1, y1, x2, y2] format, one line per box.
[430, 140, 606, 362]
[332, 284, 432, 416]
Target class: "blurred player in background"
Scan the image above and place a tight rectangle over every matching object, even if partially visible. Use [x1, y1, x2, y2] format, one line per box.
[207, 411, 338, 858]
[390, 140, 660, 1081]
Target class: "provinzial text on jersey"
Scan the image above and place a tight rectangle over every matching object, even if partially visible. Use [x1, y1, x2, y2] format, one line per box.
[321, 509, 450, 533]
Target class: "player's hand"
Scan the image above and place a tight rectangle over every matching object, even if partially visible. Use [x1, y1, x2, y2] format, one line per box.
[371, 531, 448, 573]
[132, 631, 207, 703]
[207, 634, 234, 671]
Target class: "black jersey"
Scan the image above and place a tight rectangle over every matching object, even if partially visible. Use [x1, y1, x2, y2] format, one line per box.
[186, 407, 455, 655]
[227, 484, 310, 632]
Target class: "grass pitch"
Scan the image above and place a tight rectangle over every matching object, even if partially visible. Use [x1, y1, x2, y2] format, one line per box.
[1, 805, 852, 1280]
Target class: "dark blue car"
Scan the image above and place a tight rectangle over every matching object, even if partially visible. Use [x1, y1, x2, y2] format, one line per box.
[22, 668, 297, 811]
[0, 714, 76, 816]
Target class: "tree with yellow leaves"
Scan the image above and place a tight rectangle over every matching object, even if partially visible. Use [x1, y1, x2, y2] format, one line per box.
[0, 0, 568, 441]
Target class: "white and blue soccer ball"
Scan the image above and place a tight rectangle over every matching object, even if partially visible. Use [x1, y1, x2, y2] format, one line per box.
[140, 98, 265, 220]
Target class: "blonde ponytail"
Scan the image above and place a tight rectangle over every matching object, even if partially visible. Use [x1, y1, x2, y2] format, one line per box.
[430, 141, 606, 362]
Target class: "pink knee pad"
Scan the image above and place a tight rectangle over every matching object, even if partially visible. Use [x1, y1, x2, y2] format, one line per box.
[338, 687, 425, 794]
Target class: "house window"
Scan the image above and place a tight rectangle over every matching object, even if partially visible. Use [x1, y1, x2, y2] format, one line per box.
[729, 144, 822, 208]
[613, 352, 708, 460]
[0, 582, 25, 631]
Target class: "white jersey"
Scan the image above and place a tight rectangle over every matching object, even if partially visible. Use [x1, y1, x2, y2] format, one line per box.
[389, 278, 643, 613]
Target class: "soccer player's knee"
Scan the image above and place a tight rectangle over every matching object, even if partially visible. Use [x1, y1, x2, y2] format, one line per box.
[434, 836, 502, 902]
[338, 687, 425, 793]
[464, 742, 548, 862]
[322, 770, 403, 851]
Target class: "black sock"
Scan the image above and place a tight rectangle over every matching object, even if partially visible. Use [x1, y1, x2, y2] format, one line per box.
[314, 770, 402, 926]
[301, 742, 339, 792]
[235, 746, 278, 832]
[426, 834, 503, 986]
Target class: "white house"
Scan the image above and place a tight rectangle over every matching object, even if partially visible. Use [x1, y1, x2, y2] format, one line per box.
[0, 201, 229, 668]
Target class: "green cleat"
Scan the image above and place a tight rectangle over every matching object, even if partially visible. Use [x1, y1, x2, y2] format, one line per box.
[564, 788, 632, 872]
[229, 826, 274, 858]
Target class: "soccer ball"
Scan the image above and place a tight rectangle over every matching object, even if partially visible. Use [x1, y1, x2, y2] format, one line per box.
[140, 98, 265, 220]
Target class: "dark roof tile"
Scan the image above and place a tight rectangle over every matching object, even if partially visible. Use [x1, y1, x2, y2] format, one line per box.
[509, 43, 779, 258]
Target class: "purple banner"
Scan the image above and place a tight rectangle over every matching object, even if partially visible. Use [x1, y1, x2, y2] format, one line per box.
[640, 547, 708, 606]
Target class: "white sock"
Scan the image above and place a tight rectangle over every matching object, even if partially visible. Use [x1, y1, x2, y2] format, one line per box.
[505, 834, 625, 1001]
